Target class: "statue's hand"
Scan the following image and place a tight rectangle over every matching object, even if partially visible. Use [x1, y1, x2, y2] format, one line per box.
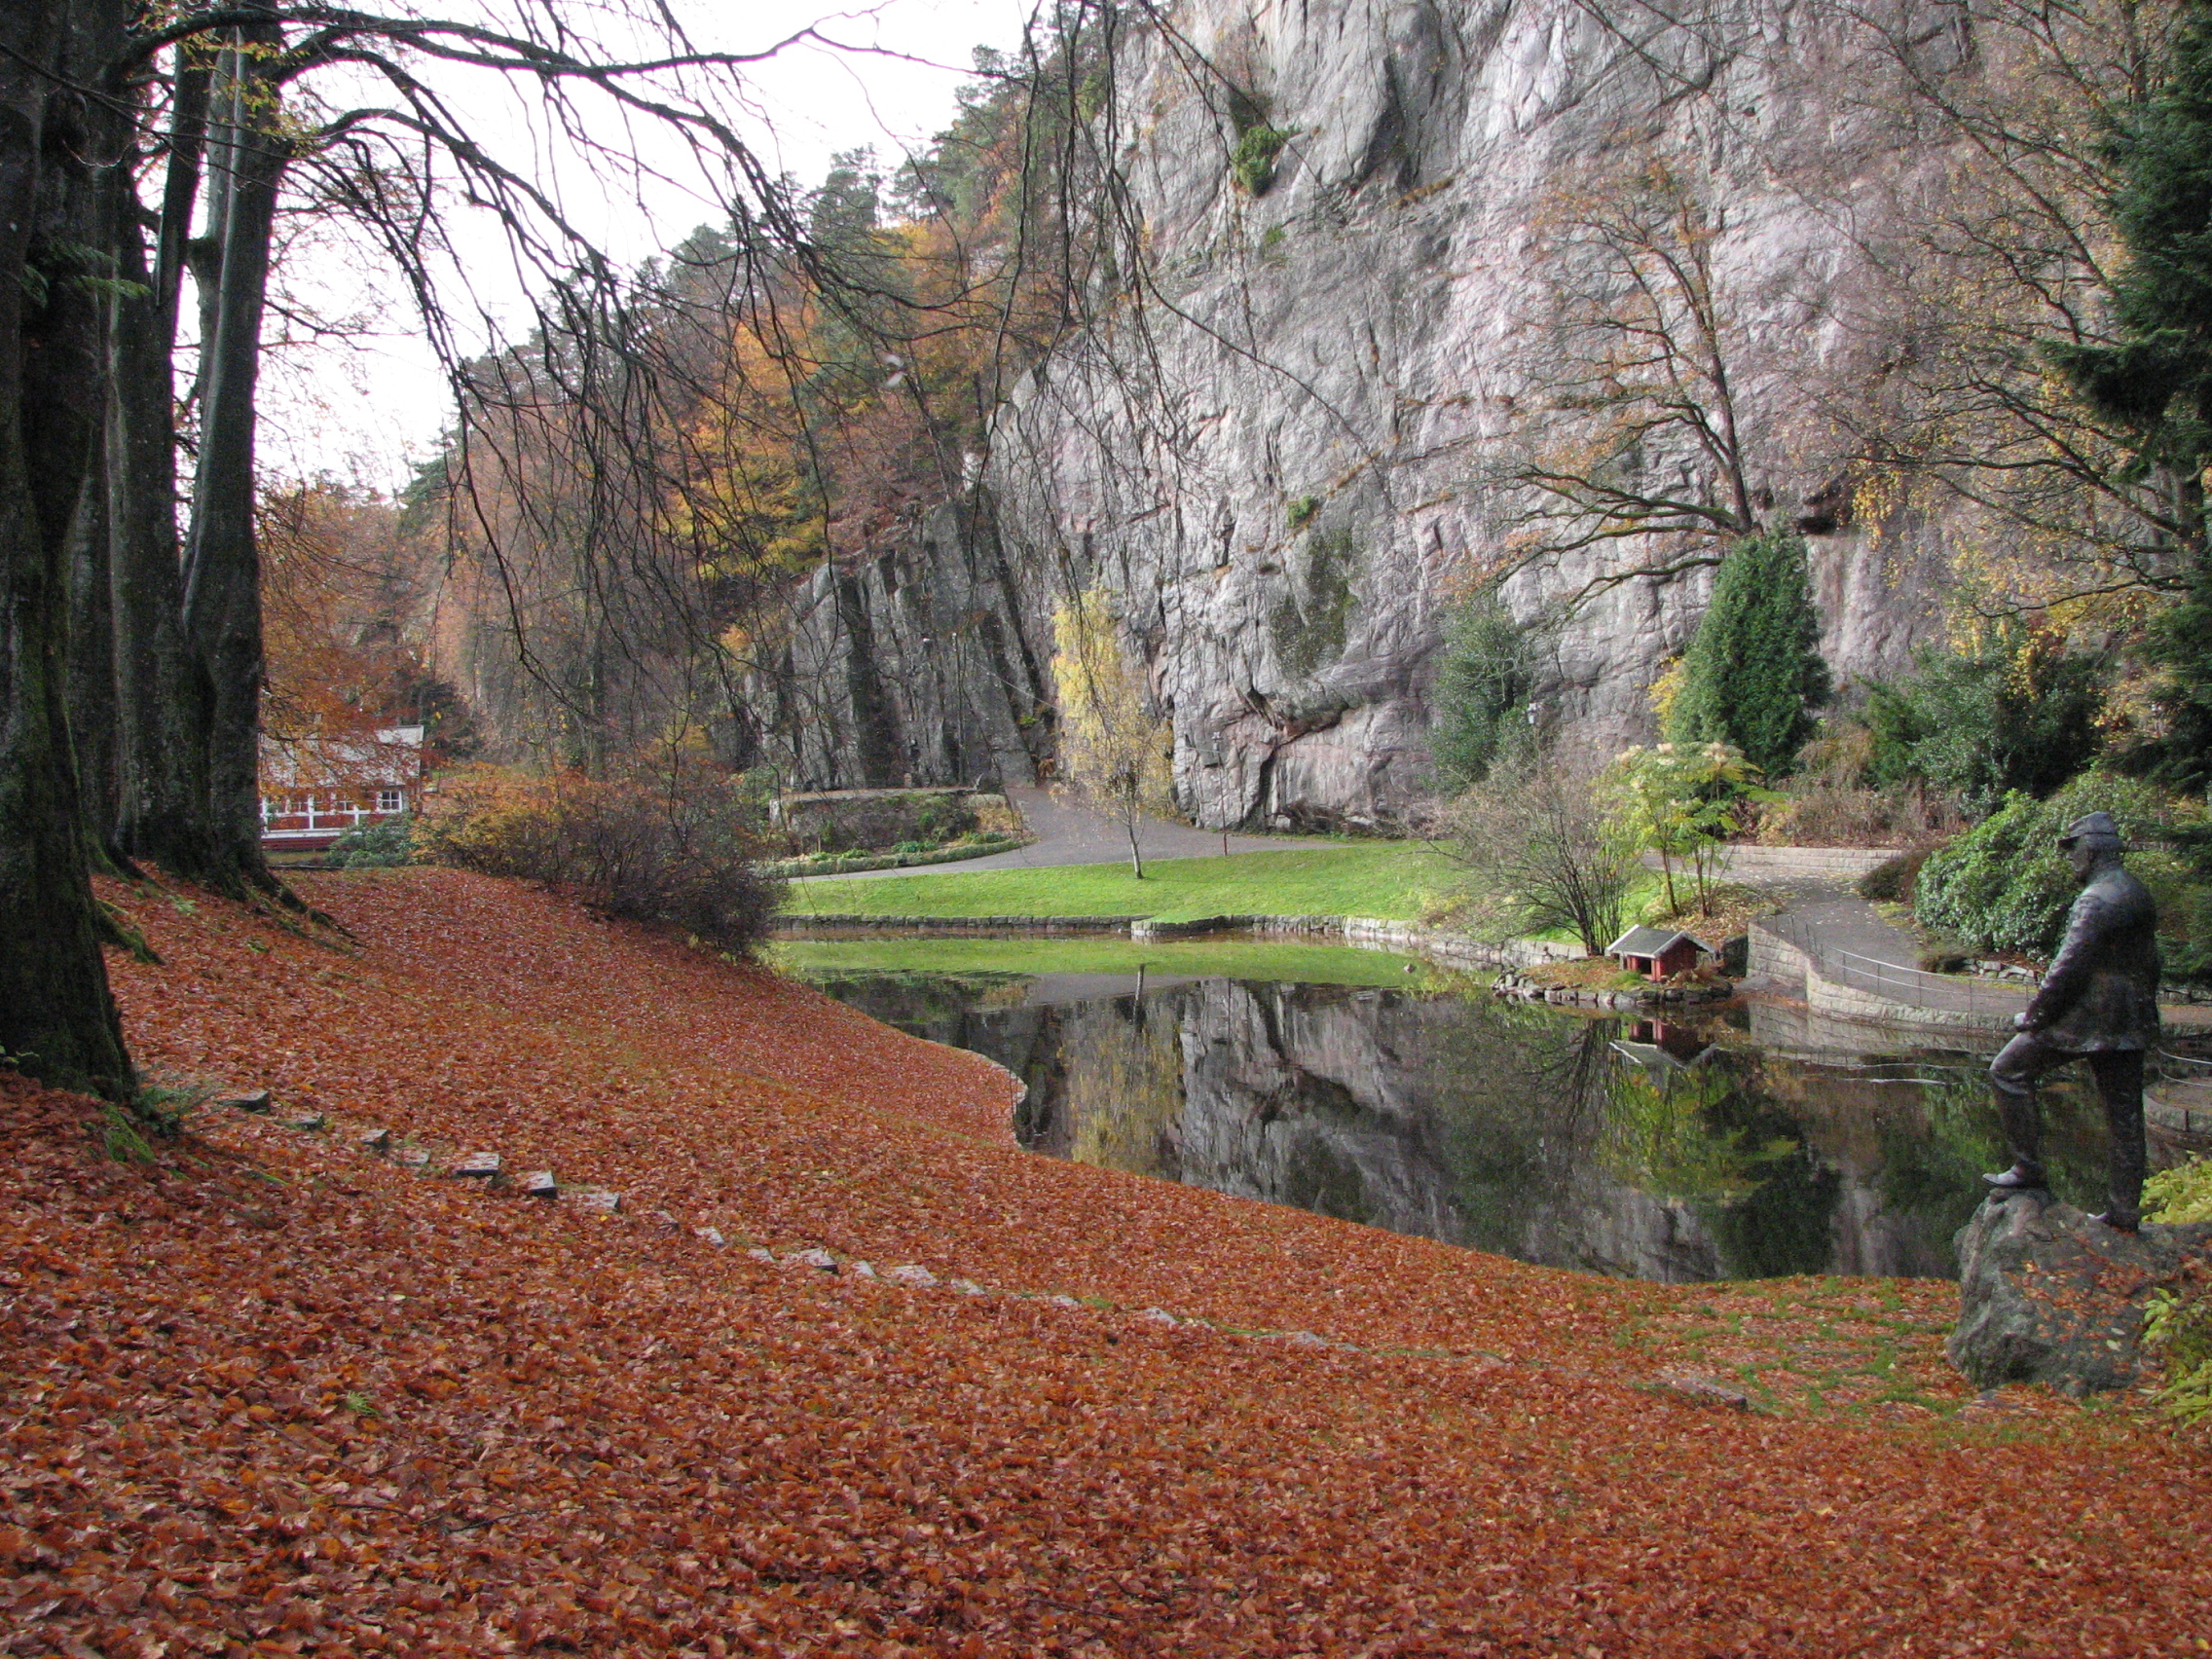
[2013, 1012, 2037, 1032]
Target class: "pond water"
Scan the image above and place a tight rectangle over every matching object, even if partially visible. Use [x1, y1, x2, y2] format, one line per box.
[777, 934, 2159, 1283]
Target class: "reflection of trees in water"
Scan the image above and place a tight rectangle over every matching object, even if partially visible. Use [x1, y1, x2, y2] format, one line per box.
[799, 965, 2051, 1281]
[1421, 1001, 1616, 1252]
[1874, 1071, 2109, 1244]
[1599, 1061, 1791, 1207]
[1678, 1063, 1841, 1280]
[1063, 998, 1185, 1178]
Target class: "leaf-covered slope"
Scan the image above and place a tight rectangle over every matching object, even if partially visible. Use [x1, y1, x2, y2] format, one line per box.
[2, 868, 2207, 1654]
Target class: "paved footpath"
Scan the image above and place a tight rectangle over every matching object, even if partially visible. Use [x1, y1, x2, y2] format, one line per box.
[1746, 864, 2212, 1033]
[791, 786, 1336, 882]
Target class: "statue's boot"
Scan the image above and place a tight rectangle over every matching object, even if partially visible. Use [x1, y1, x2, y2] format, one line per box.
[1986, 1054, 2047, 1198]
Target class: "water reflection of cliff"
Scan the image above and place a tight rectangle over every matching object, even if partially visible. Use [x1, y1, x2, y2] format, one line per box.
[815, 974, 2111, 1283]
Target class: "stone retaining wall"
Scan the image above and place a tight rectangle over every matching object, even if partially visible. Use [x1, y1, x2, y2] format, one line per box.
[776, 914, 1145, 935]
[776, 909, 1586, 971]
[1750, 921, 2012, 1035]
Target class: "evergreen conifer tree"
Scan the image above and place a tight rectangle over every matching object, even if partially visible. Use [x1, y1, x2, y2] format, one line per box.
[2044, 0, 2212, 790]
[1431, 595, 1533, 788]
[1666, 530, 1829, 776]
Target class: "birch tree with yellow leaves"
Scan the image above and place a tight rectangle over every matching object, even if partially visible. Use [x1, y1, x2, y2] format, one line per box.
[1051, 588, 1172, 877]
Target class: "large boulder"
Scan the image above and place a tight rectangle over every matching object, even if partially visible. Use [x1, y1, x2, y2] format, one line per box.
[1949, 1193, 2212, 1395]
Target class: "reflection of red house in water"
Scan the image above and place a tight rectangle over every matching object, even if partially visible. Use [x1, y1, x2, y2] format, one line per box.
[258, 725, 424, 851]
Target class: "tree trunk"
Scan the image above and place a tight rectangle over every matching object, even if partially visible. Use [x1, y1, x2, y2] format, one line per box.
[0, 0, 132, 1098]
[105, 81, 217, 877]
[64, 448, 118, 849]
[181, 33, 287, 895]
[1124, 793, 1144, 878]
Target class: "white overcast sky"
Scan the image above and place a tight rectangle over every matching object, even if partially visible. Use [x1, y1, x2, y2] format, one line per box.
[259, 0, 1043, 489]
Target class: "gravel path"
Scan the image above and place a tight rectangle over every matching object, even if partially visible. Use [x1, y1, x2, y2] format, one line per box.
[790, 785, 1336, 881]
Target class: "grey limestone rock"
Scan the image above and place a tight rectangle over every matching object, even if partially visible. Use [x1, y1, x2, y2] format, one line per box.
[1947, 1193, 2212, 1395]
[774, 0, 1959, 828]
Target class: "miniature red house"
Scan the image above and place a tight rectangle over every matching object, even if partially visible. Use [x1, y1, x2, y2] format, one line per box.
[258, 724, 424, 851]
[1604, 926, 1715, 980]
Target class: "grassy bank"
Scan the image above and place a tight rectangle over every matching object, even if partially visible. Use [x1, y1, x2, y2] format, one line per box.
[782, 842, 1455, 922]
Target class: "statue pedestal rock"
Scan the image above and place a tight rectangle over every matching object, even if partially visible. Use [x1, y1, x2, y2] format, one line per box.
[1949, 1192, 2212, 1395]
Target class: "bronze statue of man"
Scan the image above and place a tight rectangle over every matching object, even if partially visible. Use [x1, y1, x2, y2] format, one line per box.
[1983, 811, 2160, 1232]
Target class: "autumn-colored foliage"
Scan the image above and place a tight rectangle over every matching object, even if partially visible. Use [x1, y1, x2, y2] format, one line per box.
[4, 870, 2209, 1654]
[417, 763, 782, 953]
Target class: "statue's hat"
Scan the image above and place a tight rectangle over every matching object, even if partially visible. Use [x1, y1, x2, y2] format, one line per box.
[2057, 810, 2122, 846]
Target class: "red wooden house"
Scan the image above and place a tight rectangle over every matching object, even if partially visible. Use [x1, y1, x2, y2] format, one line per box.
[258, 724, 424, 851]
[1604, 926, 1715, 980]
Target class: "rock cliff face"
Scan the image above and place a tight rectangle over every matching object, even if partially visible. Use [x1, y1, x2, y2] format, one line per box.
[795, 0, 1960, 824]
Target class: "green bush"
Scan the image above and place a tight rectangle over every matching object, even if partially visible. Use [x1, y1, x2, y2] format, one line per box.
[1230, 124, 1295, 195]
[1856, 846, 1932, 903]
[1862, 625, 2112, 817]
[1913, 774, 2193, 955]
[1668, 530, 1829, 777]
[326, 815, 416, 868]
[2141, 1144, 2211, 1428]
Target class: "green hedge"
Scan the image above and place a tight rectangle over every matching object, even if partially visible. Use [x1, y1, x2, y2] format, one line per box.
[1915, 774, 2201, 958]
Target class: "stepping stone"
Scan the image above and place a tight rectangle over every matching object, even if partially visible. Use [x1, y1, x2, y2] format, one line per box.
[522, 1171, 558, 1199]
[569, 1190, 620, 1215]
[1048, 1295, 1079, 1309]
[1268, 1330, 1329, 1348]
[223, 1090, 273, 1114]
[1138, 1307, 1178, 1324]
[745, 1247, 774, 1264]
[394, 1148, 430, 1171]
[1647, 1370, 1751, 1413]
[887, 1264, 937, 1287]
[783, 1248, 837, 1273]
[647, 1210, 682, 1235]
[694, 1226, 726, 1247]
[452, 1153, 500, 1180]
[284, 1113, 327, 1133]
[951, 1278, 986, 1297]
[846, 1260, 875, 1279]
[358, 1127, 391, 1155]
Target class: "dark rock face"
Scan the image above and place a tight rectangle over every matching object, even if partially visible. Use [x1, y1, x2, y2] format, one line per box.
[1948, 1194, 2212, 1395]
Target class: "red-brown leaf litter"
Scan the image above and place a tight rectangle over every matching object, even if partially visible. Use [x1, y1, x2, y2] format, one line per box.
[5, 868, 2207, 1655]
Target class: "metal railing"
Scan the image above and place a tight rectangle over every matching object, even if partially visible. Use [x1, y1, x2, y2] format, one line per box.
[1757, 911, 2030, 1021]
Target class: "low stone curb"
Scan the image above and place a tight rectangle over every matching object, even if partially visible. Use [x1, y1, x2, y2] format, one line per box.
[766, 836, 1036, 879]
[1492, 970, 1734, 1012]
[776, 909, 1585, 973]
[196, 1080, 1787, 1420]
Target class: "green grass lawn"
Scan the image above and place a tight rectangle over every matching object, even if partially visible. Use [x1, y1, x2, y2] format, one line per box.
[771, 936, 1423, 985]
[780, 843, 1455, 922]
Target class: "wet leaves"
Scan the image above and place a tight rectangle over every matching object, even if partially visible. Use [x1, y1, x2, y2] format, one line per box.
[0, 868, 2207, 1654]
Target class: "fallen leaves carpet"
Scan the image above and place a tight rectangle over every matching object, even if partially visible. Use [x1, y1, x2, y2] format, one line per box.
[2, 868, 2206, 1656]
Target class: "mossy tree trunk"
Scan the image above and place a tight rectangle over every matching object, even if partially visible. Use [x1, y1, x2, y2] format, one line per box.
[0, 0, 132, 1099]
